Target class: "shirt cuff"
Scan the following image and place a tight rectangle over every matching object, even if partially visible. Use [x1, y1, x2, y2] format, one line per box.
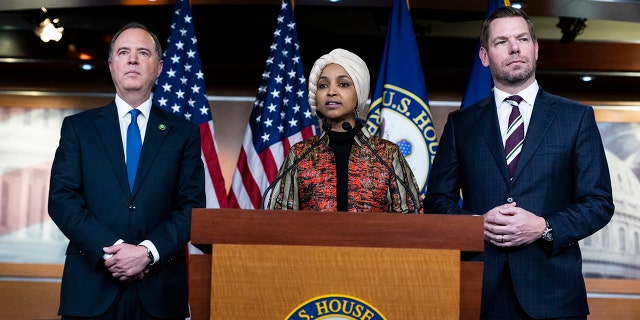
[102, 239, 124, 260]
[139, 239, 159, 265]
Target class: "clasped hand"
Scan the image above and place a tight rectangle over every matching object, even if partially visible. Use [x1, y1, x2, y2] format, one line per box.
[483, 202, 546, 247]
[103, 243, 150, 281]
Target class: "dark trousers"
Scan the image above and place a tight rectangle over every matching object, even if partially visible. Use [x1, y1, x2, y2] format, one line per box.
[482, 263, 587, 320]
[61, 284, 184, 320]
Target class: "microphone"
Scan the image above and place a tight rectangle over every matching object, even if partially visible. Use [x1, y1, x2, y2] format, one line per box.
[260, 122, 332, 209]
[342, 121, 420, 213]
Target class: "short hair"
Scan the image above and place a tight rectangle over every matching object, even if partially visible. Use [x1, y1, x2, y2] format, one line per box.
[480, 6, 537, 50]
[108, 22, 163, 62]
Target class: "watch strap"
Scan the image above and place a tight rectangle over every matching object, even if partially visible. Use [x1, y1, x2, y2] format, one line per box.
[542, 218, 553, 241]
[139, 244, 155, 265]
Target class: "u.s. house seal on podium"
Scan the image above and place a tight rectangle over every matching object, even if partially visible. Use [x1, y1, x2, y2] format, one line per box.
[285, 294, 386, 320]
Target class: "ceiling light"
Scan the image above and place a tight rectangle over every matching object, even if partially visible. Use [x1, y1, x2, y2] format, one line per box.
[511, 2, 526, 10]
[581, 75, 594, 82]
[34, 8, 64, 42]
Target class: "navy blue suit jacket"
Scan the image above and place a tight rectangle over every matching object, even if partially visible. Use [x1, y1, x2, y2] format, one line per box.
[48, 101, 205, 318]
[424, 89, 614, 318]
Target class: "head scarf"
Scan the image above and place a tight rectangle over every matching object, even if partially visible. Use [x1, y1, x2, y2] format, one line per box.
[308, 48, 370, 117]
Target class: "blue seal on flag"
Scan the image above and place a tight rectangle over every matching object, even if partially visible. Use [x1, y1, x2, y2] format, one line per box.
[285, 294, 386, 320]
[367, 84, 438, 193]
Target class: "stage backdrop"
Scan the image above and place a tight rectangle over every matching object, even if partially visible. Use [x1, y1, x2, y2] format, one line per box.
[0, 105, 638, 280]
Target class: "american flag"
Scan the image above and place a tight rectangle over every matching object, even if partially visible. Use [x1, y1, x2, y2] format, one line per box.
[228, 0, 318, 209]
[153, 0, 228, 208]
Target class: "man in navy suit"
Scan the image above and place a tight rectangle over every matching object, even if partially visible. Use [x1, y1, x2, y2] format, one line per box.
[48, 22, 205, 319]
[424, 7, 614, 320]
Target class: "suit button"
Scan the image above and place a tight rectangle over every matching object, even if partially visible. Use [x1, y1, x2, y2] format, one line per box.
[506, 197, 515, 203]
[129, 205, 136, 212]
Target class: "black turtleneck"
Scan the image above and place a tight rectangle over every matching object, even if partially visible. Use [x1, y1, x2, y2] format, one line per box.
[327, 121, 362, 211]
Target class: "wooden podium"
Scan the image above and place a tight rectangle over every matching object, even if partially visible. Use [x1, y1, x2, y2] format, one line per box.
[189, 209, 484, 319]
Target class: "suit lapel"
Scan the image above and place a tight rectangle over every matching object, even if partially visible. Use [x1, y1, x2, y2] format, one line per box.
[474, 96, 512, 182]
[95, 102, 131, 195]
[131, 106, 170, 196]
[512, 89, 558, 181]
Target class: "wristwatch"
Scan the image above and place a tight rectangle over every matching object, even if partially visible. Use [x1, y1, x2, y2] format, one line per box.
[541, 219, 553, 241]
[140, 245, 155, 265]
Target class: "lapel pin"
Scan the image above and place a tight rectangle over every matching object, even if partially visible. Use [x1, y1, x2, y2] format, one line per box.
[159, 124, 166, 131]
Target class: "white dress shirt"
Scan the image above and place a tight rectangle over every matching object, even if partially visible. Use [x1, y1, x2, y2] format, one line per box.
[493, 81, 539, 146]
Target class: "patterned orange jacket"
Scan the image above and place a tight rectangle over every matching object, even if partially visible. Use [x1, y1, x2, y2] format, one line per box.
[268, 126, 422, 213]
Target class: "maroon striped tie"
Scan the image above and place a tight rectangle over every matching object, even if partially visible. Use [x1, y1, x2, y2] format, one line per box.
[504, 95, 524, 178]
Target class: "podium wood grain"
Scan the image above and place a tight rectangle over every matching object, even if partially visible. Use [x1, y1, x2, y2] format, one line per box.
[189, 209, 484, 319]
[211, 244, 459, 319]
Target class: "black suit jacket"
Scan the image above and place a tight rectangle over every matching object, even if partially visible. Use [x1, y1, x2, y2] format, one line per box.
[48, 101, 205, 318]
[424, 88, 614, 318]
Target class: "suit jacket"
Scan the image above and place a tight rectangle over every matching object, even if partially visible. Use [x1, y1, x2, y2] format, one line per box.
[424, 88, 614, 318]
[48, 101, 205, 318]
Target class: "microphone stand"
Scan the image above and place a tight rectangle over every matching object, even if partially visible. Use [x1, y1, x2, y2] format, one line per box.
[260, 122, 332, 210]
[343, 121, 420, 214]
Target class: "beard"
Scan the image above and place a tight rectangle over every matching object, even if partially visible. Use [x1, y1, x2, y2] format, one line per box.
[491, 58, 536, 88]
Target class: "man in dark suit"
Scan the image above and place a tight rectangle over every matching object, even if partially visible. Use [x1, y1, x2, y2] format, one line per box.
[424, 7, 614, 320]
[48, 22, 205, 319]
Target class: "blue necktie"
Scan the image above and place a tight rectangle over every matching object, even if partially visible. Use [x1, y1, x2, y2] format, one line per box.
[127, 109, 142, 192]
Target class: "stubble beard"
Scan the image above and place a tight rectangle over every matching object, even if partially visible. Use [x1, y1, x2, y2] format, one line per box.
[492, 60, 536, 89]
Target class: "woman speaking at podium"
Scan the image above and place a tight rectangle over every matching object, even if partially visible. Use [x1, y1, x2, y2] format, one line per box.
[266, 48, 421, 213]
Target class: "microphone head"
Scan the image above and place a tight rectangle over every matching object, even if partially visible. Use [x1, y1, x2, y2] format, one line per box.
[341, 122, 353, 132]
[322, 122, 332, 131]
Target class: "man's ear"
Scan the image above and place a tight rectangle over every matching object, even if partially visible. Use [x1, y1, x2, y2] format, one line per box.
[479, 47, 489, 67]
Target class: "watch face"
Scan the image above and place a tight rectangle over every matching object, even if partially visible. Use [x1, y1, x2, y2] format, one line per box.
[543, 229, 553, 241]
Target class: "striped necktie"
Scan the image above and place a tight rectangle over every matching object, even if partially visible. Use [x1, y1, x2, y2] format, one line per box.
[504, 95, 524, 178]
[127, 109, 142, 192]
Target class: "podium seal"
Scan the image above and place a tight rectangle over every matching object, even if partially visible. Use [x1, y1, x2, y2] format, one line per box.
[285, 294, 386, 320]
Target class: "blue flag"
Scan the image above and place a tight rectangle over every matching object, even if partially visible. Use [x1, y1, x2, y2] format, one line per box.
[365, 0, 437, 197]
[460, 0, 511, 109]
